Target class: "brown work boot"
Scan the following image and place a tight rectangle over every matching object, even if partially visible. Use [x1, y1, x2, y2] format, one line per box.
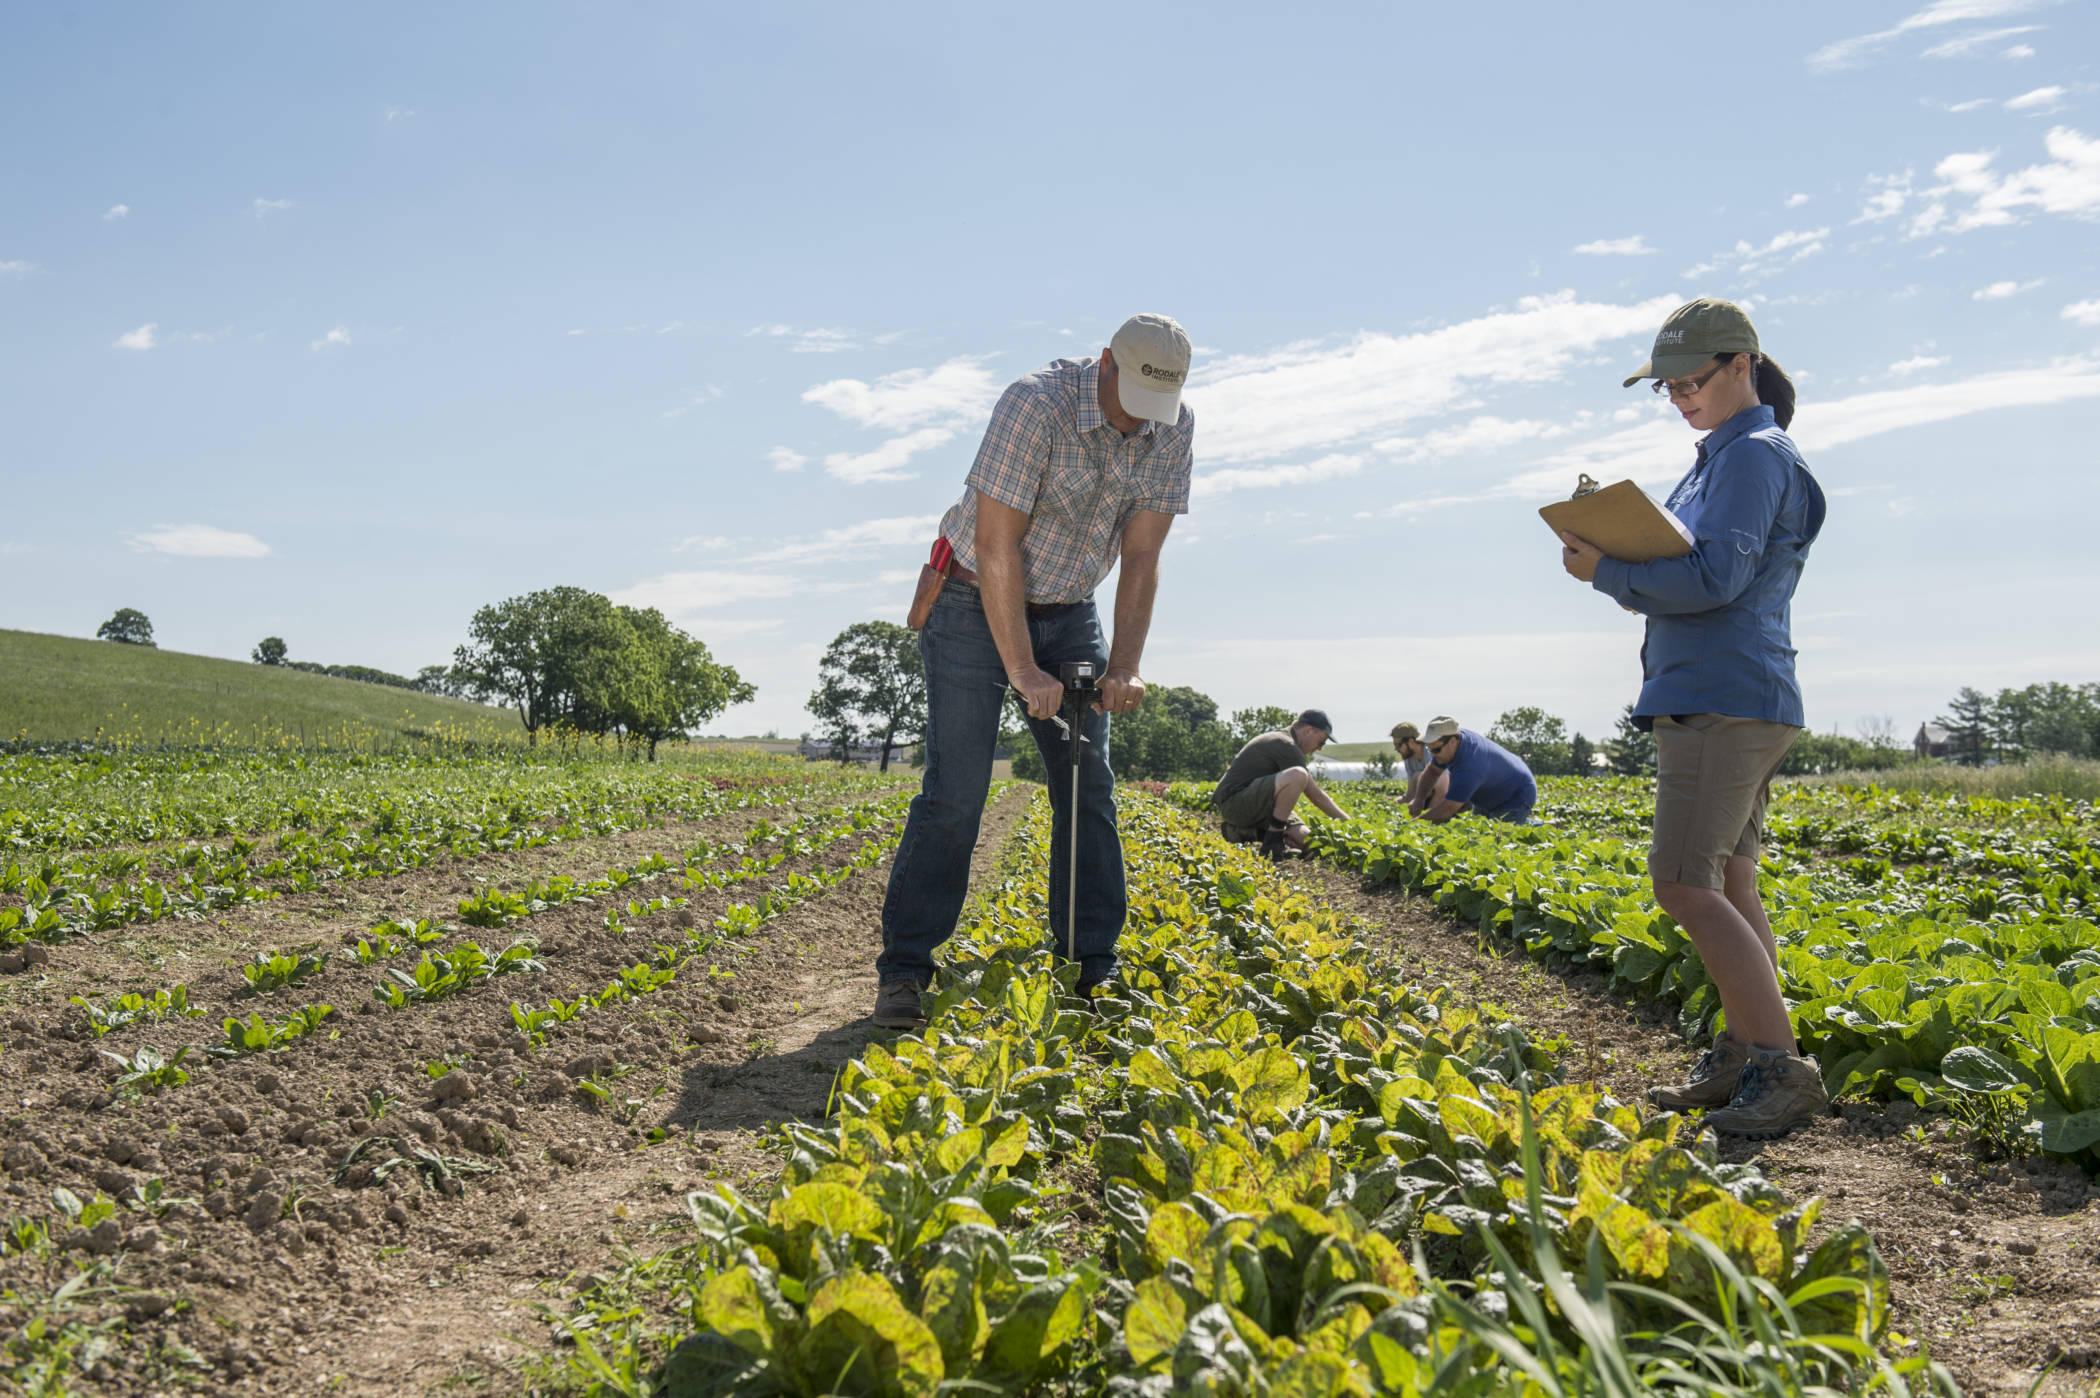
[871, 979, 926, 1030]
[1646, 1033, 1749, 1112]
[1703, 1047, 1831, 1140]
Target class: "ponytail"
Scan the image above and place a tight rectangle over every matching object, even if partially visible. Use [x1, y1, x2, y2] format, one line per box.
[1754, 355, 1796, 431]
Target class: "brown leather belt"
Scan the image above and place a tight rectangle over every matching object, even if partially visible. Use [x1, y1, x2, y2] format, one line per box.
[944, 561, 1074, 615]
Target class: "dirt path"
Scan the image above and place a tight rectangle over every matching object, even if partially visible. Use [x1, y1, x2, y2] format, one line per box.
[322, 782, 1035, 1395]
[1298, 861, 2100, 1397]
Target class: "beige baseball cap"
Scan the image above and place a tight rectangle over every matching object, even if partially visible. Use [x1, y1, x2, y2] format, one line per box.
[1422, 716, 1461, 744]
[1623, 298, 1760, 387]
[1390, 721, 1420, 743]
[1109, 313, 1191, 424]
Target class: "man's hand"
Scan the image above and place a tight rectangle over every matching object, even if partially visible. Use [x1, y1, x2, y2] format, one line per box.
[1559, 530, 1603, 583]
[1095, 667, 1145, 715]
[1012, 666, 1065, 721]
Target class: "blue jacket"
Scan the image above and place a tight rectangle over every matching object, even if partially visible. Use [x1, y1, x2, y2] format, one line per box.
[1439, 729, 1537, 818]
[1591, 405, 1825, 730]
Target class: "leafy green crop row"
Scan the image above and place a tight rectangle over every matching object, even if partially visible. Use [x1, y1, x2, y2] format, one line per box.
[540, 794, 1934, 1398]
[1255, 778, 2100, 1172]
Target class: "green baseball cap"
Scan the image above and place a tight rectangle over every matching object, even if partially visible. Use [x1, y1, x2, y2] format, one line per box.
[1623, 298, 1760, 387]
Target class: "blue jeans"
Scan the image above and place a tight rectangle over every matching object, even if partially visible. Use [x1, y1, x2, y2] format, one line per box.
[877, 580, 1125, 988]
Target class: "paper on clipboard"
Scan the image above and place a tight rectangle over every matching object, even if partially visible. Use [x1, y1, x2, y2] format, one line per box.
[1539, 475, 1694, 564]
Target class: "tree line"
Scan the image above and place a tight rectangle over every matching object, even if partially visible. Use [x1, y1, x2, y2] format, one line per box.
[99, 592, 754, 761]
[1936, 682, 2100, 765]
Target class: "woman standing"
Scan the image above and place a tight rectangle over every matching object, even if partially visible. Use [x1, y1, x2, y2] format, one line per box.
[1559, 298, 1828, 1140]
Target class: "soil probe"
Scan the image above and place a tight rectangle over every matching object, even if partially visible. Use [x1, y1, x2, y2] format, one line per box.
[1048, 660, 1100, 970]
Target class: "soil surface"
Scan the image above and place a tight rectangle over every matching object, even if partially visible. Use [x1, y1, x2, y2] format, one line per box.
[0, 779, 1031, 1396]
[1299, 861, 2100, 1398]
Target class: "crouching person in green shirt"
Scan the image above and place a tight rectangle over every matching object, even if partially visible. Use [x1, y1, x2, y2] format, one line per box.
[1212, 709, 1351, 859]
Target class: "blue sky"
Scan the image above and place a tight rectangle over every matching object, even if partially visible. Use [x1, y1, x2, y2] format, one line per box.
[5, 2, 2098, 747]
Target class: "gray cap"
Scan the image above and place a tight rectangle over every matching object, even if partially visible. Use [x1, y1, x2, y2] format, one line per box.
[1624, 298, 1759, 387]
[1109, 314, 1192, 423]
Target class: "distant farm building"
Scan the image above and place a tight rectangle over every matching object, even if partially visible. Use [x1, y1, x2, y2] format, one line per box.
[1913, 723, 1952, 760]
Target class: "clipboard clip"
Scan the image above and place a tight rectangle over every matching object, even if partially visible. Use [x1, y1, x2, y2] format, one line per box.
[1571, 473, 1600, 499]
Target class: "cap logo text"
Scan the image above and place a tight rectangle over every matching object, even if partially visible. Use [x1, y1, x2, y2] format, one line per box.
[1139, 363, 1183, 384]
[1656, 329, 1686, 344]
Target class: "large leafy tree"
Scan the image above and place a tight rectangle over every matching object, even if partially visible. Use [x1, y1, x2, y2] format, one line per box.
[1227, 705, 1297, 746]
[452, 586, 644, 743]
[617, 606, 756, 760]
[1489, 706, 1572, 776]
[808, 622, 925, 772]
[252, 636, 287, 665]
[96, 609, 155, 647]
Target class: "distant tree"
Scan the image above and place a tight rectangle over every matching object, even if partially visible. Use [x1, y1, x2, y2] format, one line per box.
[1227, 705, 1297, 747]
[1489, 706, 1572, 776]
[1606, 705, 1656, 776]
[1010, 682, 1239, 784]
[1569, 732, 1596, 777]
[617, 606, 756, 760]
[96, 609, 155, 647]
[807, 622, 924, 772]
[252, 636, 288, 666]
[1778, 730, 1907, 775]
[1938, 687, 1992, 766]
[413, 664, 464, 698]
[2018, 683, 2094, 758]
[1855, 713, 1898, 751]
[452, 586, 643, 743]
[1364, 750, 1398, 780]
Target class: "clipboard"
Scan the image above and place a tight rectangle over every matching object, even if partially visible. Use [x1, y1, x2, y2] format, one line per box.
[1539, 475, 1694, 564]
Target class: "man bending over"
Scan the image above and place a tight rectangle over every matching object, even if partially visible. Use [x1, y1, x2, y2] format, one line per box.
[1213, 710, 1351, 858]
[1411, 715, 1537, 825]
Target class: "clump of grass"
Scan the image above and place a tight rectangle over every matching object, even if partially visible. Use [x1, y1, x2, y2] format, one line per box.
[1799, 753, 2100, 802]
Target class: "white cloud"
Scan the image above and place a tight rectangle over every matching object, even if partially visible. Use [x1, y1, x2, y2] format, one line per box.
[1732, 227, 1831, 269]
[1908, 125, 2100, 234]
[384, 105, 415, 122]
[2002, 42, 2036, 57]
[662, 384, 724, 419]
[767, 446, 808, 472]
[102, 204, 130, 222]
[1571, 235, 1656, 256]
[0, 259, 35, 277]
[309, 325, 351, 350]
[1784, 193, 1813, 208]
[126, 524, 271, 558]
[1186, 290, 1675, 468]
[1921, 23, 2043, 56]
[1380, 416, 1572, 461]
[802, 356, 1003, 432]
[114, 323, 157, 351]
[749, 323, 867, 354]
[2064, 298, 2100, 325]
[822, 426, 954, 485]
[673, 535, 738, 553]
[250, 197, 294, 217]
[746, 515, 941, 566]
[2003, 85, 2067, 113]
[609, 571, 806, 617]
[1973, 278, 2043, 298]
[1944, 97, 1996, 111]
[1807, 0, 2054, 71]
[1194, 454, 1365, 497]
[1889, 354, 1951, 374]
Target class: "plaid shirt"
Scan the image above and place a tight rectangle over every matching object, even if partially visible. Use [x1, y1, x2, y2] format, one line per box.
[939, 358, 1194, 604]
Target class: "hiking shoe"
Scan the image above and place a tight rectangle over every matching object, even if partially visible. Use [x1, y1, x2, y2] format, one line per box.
[1703, 1047, 1831, 1140]
[1646, 1033, 1748, 1112]
[871, 979, 926, 1030]
[1076, 972, 1120, 999]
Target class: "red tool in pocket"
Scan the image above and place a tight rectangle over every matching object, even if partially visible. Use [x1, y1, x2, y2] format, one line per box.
[906, 538, 955, 630]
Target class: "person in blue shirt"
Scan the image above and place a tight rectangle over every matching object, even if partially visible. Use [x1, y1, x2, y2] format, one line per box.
[1408, 716, 1536, 824]
[1559, 297, 1828, 1142]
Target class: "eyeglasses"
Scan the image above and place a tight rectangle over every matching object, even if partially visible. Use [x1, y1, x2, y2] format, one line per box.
[1651, 360, 1731, 398]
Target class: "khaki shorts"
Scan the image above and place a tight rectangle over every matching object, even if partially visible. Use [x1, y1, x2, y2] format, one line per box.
[1649, 714, 1799, 889]
[1217, 773, 1284, 828]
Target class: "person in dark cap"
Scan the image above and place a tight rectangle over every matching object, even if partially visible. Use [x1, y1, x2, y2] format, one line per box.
[1211, 709, 1351, 859]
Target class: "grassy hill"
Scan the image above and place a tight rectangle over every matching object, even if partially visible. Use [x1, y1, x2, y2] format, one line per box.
[0, 628, 524, 747]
